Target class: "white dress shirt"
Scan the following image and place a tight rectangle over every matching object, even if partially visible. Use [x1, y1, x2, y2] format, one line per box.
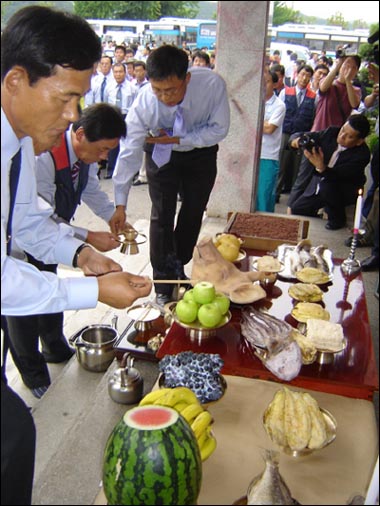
[113, 66, 230, 208]
[85, 72, 116, 105]
[35, 126, 116, 240]
[261, 93, 286, 161]
[1, 108, 98, 317]
[104, 80, 136, 116]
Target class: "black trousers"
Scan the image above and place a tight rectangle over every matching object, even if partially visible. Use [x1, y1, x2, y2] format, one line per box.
[1, 381, 36, 505]
[146, 146, 218, 296]
[5, 256, 73, 389]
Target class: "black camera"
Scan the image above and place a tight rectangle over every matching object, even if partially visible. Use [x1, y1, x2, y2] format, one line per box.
[335, 44, 357, 59]
[298, 134, 318, 152]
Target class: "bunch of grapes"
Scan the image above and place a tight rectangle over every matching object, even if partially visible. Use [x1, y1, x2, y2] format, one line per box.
[159, 351, 224, 404]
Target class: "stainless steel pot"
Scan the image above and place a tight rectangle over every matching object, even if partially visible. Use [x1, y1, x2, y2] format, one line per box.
[108, 352, 144, 404]
[69, 316, 118, 372]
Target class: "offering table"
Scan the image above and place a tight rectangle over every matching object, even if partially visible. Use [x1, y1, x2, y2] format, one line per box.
[156, 251, 378, 401]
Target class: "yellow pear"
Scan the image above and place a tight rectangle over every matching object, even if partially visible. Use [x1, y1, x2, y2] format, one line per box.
[218, 233, 242, 250]
[217, 241, 240, 262]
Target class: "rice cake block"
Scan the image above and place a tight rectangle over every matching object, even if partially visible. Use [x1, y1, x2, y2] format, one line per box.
[306, 319, 344, 352]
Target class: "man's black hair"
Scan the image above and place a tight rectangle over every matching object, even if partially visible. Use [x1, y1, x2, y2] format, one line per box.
[72, 103, 126, 141]
[347, 114, 370, 139]
[146, 45, 188, 81]
[1, 6, 101, 84]
[269, 70, 279, 84]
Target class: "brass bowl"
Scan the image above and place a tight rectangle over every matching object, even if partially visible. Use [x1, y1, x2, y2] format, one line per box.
[126, 304, 161, 332]
[172, 308, 232, 342]
[158, 373, 227, 406]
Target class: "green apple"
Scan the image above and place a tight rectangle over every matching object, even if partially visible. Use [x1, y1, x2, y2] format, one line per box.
[213, 292, 230, 315]
[193, 281, 216, 305]
[183, 289, 199, 305]
[197, 303, 222, 328]
[175, 299, 198, 324]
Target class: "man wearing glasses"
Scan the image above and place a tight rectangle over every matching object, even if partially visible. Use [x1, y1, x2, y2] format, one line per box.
[110, 45, 230, 306]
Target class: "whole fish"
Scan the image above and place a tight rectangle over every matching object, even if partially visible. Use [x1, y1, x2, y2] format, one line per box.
[247, 450, 300, 505]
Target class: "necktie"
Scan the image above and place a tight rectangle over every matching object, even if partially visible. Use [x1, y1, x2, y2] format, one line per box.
[71, 159, 81, 183]
[100, 76, 107, 102]
[152, 106, 186, 168]
[297, 90, 303, 107]
[7, 149, 22, 255]
[115, 84, 122, 110]
[327, 145, 344, 168]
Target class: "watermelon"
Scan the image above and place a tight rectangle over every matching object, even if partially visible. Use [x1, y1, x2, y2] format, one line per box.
[103, 405, 202, 505]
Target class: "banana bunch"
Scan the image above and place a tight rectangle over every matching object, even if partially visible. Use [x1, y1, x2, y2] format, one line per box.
[263, 387, 329, 451]
[139, 387, 217, 461]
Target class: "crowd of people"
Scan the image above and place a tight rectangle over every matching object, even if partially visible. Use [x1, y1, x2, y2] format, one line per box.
[1, 6, 378, 505]
[260, 45, 378, 271]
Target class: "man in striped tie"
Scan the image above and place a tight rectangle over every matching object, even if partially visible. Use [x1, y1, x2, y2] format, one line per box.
[111, 45, 230, 306]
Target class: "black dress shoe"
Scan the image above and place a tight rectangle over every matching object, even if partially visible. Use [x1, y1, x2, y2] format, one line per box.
[325, 221, 346, 230]
[103, 174, 113, 179]
[155, 293, 173, 307]
[132, 179, 147, 186]
[42, 347, 75, 363]
[361, 255, 379, 271]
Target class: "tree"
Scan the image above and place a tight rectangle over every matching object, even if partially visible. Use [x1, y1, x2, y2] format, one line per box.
[272, 1, 301, 26]
[73, 1, 199, 20]
[327, 12, 348, 29]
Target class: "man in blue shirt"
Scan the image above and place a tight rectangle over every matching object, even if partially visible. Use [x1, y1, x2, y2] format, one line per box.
[111, 45, 230, 306]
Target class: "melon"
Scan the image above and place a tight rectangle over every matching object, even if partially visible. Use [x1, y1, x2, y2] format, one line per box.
[103, 405, 202, 505]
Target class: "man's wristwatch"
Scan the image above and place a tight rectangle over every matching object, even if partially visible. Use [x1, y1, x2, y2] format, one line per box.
[72, 243, 91, 268]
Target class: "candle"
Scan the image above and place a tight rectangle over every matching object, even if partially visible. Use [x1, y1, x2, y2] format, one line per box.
[353, 189, 363, 232]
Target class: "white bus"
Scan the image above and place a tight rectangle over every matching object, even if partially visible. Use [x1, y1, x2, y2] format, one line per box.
[86, 19, 150, 45]
[270, 23, 369, 57]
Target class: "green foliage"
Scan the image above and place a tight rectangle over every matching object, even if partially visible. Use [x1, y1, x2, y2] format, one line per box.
[73, 1, 199, 20]
[272, 1, 301, 26]
[327, 12, 348, 29]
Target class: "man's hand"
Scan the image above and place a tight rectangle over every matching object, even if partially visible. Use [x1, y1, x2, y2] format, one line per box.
[76, 246, 122, 276]
[367, 62, 379, 84]
[109, 206, 126, 235]
[86, 231, 120, 252]
[303, 146, 326, 173]
[97, 272, 153, 309]
[145, 129, 179, 145]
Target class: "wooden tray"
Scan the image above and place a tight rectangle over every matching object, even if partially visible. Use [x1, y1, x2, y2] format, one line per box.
[225, 211, 309, 250]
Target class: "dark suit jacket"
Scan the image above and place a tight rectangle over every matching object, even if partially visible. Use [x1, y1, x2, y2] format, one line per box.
[288, 126, 370, 203]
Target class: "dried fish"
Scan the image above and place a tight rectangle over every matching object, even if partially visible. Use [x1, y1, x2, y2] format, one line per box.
[247, 450, 300, 505]
[241, 307, 293, 353]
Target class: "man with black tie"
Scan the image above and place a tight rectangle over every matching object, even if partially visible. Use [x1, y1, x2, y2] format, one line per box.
[287, 114, 371, 230]
[1, 8, 151, 504]
[5, 103, 127, 399]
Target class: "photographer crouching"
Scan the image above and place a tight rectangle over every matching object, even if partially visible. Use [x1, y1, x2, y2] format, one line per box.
[286, 114, 371, 230]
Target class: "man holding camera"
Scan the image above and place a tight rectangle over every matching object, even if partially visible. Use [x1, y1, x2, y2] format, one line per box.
[312, 53, 362, 132]
[287, 114, 371, 230]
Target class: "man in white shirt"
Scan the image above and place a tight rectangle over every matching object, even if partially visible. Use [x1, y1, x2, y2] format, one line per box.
[110, 45, 230, 306]
[6, 103, 127, 398]
[256, 69, 286, 212]
[104, 63, 136, 178]
[1, 8, 151, 504]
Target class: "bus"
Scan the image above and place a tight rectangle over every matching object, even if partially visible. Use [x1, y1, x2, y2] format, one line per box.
[86, 19, 149, 45]
[270, 24, 369, 57]
[196, 20, 217, 49]
[145, 17, 199, 46]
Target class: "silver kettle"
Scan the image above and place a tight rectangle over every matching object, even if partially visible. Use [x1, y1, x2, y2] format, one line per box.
[108, 352, 144, 404]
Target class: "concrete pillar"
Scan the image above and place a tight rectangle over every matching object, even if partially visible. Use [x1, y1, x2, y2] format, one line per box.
[207, 1, 270, 218]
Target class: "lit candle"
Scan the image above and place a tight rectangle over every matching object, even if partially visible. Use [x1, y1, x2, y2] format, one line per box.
[353, 189, 363, 232]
